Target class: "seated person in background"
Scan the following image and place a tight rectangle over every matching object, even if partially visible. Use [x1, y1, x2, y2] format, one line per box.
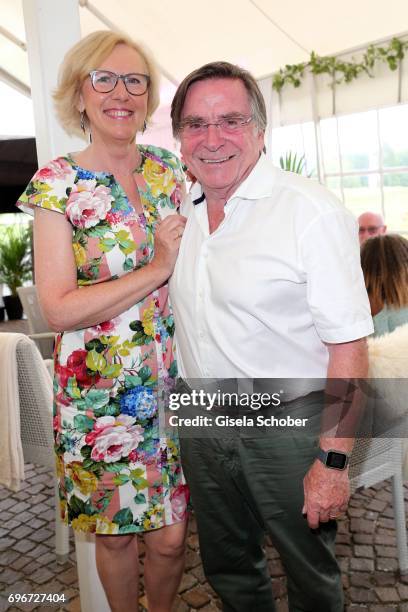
[361, 234, 408, 336]
[358, 211, 387, 244]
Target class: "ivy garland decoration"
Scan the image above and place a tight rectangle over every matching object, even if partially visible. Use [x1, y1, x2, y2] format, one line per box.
[272, 37, 408, 93]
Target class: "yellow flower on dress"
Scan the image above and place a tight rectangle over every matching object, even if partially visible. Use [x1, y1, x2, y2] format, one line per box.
[59, 499, 68, 521]
[165, 438, 179, 463]
[97, 516, 119, 534]
[142, 302, 155, 337]
[71, 513, 97, 532]
[143, 517, 152, 530]
[143, 200, 157, 224]
[55, 454, 64, 479]
[72, 242, 87, 267]
[30, 181, 52, 208]
[143, 159, 175, 197]
[66, 462, 98, 495]
[143, 503, 164, 530]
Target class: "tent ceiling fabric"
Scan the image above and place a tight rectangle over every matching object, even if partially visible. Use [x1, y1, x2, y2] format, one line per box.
[252, 0, 408, 58]
[2, 0, 408, 95]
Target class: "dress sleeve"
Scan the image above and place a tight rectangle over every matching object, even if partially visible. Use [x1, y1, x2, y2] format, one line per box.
[17, 157, 75, 216]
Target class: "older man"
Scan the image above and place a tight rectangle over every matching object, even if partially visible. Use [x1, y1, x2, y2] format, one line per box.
[169, 62, 373, 611]
[358, 211, 387, 244]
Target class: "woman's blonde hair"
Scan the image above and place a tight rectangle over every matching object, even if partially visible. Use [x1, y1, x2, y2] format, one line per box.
[53, 30, 160, 139]
[361, 234, 408, 311]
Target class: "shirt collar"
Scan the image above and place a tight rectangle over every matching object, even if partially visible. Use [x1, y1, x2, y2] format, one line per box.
[190, 154, 278, 206]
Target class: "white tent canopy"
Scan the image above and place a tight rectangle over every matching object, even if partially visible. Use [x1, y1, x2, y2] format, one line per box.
[1, 1, 408, 232]
[2, 0, 408, 91]
[2, 1, 408, 159]
[0, 0, 408, 101]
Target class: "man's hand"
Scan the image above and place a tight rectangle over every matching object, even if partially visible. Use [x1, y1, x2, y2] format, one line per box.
[301, 337, 369, 529]
[302, 459, 350, 529]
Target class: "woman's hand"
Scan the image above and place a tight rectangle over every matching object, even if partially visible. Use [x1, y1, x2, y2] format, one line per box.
[150, 215, 187, 278]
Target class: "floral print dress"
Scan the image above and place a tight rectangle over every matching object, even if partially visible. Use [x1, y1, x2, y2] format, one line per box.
[18, 145, 189, 534]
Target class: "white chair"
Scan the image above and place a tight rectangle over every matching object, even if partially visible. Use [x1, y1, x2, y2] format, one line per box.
[14, 334, 70, 564]
[350, 437, 407, 573]
[14, 333, 110, 610]
[17, 285, 55, 359]
[349, 324, 408, 575]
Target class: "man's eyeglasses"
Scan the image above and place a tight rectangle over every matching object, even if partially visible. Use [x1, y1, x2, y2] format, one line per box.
[179, 115, 253, 137]
[358, 225, 385, 235]
[89, 70, 150, 96]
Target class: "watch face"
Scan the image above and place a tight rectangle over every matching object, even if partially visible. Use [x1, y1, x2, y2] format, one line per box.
[327, 451, 347, 470]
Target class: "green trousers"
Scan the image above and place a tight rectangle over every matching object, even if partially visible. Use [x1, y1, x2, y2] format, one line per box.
[179, 392, 344, 612]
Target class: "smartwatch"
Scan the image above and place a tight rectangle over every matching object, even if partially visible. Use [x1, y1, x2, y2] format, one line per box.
[317, 448, 349, 470]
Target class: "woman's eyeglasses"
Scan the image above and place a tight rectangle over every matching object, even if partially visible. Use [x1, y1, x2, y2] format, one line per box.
[89, 70, 150, 96]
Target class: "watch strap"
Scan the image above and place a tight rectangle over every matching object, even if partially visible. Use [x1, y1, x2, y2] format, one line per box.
[317, 447, 349, 470]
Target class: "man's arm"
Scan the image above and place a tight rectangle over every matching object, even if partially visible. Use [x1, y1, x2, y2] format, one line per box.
[302, 337, 368, 529]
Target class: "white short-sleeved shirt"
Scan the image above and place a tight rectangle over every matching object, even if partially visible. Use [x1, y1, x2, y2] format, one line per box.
[169, 155, 373, 393]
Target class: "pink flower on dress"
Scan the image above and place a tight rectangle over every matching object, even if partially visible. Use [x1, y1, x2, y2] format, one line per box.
[84, 320, 118, 345]
[127, 449, 141, 463]
[66, 349, 99, 387]
[92, 320, 116, 334]
[53, 414, 61, 432]
[35, 158, 72, 181]
[66, 179, 114, 228]
[106, 210, 123, 226]
[87, 415, 144, 463]
[170, 484, 189, 521]
[170, 184, 183, 208]
[55, 391, 71, 407]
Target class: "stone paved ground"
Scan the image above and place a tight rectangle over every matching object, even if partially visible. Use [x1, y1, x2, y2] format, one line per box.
[0, 464, 408, 611]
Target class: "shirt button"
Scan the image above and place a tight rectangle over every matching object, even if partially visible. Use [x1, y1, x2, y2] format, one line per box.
[199, 331, 205, 338]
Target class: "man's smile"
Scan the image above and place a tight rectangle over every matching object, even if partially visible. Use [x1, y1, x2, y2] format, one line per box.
[199, 154, 236, 164]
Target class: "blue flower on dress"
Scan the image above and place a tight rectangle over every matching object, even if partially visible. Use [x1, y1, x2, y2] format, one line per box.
[120, 386, 157, 420]
[76, 167, 98, 181]
[114, 199, 134, 219]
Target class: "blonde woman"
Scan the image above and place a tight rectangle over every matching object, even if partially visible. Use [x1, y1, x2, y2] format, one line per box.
[18, 31, 188, 612]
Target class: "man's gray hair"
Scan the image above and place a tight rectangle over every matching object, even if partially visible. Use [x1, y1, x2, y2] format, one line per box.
[171, 61, 267, 137]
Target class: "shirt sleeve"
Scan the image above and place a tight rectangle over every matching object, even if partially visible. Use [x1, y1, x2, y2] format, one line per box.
[299, 208, 374, 343]
[16, 157, 75, 216]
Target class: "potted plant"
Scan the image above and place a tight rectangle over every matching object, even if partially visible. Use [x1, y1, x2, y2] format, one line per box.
[279, 152, 313, 177]
[0, 224, 32, 320]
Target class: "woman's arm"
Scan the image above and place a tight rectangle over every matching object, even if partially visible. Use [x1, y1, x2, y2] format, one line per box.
[34, 208, 186, 332]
